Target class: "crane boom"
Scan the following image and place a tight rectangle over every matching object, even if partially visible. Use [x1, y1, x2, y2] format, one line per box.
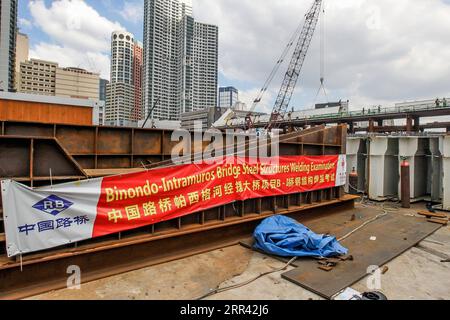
[268, 0, 323, 129]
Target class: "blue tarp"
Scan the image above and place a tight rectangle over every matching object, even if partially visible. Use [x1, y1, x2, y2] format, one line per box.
[253, 215, 348, 258]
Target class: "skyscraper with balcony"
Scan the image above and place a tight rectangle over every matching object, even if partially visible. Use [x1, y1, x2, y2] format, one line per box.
[192, 21, 219, 112]
[0, 0, 18, 92]
[106, 31, 143, 127]
[143, 0, 218, 121]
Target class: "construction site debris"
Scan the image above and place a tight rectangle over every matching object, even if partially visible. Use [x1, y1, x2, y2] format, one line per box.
[282, 207, 441, 299]
[427, 218, 449, 226]
[418, 211, 448, 219]
[339, 255, 354, 261]
[381, 266, 389, 274]
[318, 265, 334, 272]
[334, 288, 362, 300]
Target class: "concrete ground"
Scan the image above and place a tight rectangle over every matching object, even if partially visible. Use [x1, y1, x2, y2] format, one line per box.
[29, 203, 450, 300]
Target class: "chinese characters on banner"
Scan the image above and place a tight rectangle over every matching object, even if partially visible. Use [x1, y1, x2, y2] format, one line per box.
[2, 155, 346, 257]
[93, 155, 346, 236]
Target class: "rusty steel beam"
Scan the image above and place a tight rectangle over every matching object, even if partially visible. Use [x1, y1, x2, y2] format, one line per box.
[0, 136, 86, 186]
[0, 121, 349, 299]
[1, 121, 180, 170]
[0, 121, 347, 170]
[145, 125, 346, 170]
[0, 124, 346, 251]
[0, 197, 356, 300]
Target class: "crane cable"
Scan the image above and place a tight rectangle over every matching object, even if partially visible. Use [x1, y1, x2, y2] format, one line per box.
[313, 2, 329, 105]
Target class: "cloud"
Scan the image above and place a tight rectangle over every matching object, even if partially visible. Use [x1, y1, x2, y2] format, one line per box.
[28, 0, 124, 79]
[18, 18, 32, 29]
[24, 0, 450, 110]
[30, 43, 111, 79]
[238, 87, 276, 114]
[193, 0, 450, 109]
[120, 1, 144, 23]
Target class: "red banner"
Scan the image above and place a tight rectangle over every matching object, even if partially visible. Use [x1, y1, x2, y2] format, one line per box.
[93, 156, 346, 237]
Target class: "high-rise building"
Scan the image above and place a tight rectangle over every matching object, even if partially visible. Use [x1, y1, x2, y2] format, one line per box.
[133, 41, 143, 121]
[14, 32, 30, 91]
[110, 31, 135, 85]
[218, 87, 239, 108]
[18, 58, 100, 100]
[55, 67, 100, 100]
[143, 0, 218, 121]
[105, 31, 143, 127]
[0, 0, 18, 92]
[106, 83, 136, 127]
[192, 22, 218, 111]
[15, 33, 29, 71]
[99, 78, 109, 102]
[15, 32, 29, 90]
[18, 59, 58, 96]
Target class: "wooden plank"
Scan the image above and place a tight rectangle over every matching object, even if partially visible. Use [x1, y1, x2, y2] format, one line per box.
[427, 218, 448, 226]
[418, 211, 448, 219]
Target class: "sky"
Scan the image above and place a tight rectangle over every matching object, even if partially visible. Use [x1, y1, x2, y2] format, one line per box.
[17, 0, 450, 114]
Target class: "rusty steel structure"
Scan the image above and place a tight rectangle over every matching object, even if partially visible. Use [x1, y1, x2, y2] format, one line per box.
[0, 95, 95, 126]
[0, 120, 351, 299]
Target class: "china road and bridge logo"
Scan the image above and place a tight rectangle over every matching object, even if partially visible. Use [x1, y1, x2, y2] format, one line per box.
[32, 195, 74, 216]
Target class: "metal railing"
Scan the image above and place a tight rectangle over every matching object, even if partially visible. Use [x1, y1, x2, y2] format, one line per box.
[301, 102, 450, 122]
[226, 101, 450, 128]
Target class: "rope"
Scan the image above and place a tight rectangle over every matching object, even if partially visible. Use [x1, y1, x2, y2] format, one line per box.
[312, 2, 329, 106]
[339, 198, 402, 243]
[320, 3, 325, 85]
[196, 256, 298, 300]
[338, 211, 388, 242]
